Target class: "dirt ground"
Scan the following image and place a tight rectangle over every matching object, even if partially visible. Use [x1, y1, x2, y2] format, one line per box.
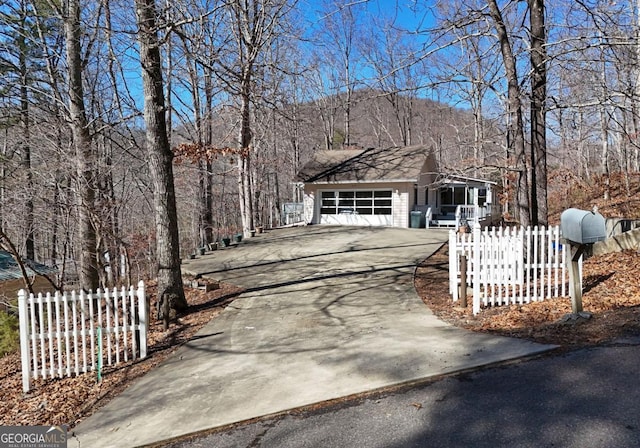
[2, 243, 639, 429]
[416, 244, 640, 347]
[0, 279, 243, 428]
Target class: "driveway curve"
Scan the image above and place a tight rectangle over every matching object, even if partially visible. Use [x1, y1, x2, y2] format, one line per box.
[73, 226, 556, 448]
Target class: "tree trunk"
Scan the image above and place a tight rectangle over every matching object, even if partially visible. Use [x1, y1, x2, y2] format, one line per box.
[634, 0, 640, 172]
[487, 0, 530, 227]
[64, 0, 99, 290]
[204, 71, 214, 244]
[529, 0, 548, 226]
[238, 77, 255, 236]
[134, 0, 187, 318]
[15, 1, 35, 261]
[19, 33, 35, 261]
[599, 39, 611, 201]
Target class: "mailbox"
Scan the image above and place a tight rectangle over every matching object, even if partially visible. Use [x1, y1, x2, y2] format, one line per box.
[560, 208, 606, 244]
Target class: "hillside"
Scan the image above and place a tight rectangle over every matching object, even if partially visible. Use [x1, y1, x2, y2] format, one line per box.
[418, 169, 640, 346]
[2, 170, 639, 428]
[293, 88, 502, 172]
[548, 170, 640, 222]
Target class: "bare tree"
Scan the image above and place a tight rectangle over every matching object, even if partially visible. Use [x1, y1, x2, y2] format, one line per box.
[315, 0, 364, 148]
[214, 0, 297, 236]
[134, 0, 187, 324]
[486, 0, 530, 226]
[529, 0, 548, 226]
[64, 0, 99, 289]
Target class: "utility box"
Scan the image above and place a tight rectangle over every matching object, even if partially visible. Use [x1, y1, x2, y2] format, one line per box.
[560, 208, 606, 244]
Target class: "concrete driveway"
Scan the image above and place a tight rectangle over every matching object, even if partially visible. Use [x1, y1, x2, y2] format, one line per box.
[72, 226, 556, 447]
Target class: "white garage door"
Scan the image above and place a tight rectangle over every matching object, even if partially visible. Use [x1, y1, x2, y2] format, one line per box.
[319, 190, 393, 226]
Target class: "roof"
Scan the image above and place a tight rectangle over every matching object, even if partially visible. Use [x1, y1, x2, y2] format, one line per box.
[296, 145, 433, 184]
[435, 174, 498, 186]
[0, 250, 57, 282]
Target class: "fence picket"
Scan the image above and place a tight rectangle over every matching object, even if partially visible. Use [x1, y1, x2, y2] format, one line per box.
[450, 225, 572, 314]
[72, 291, 79, 376]
[63, 292, 71, 377]
[46, 293, 54, 378]
[80, 291, 87, 374]
[122, 286, 129, 363]
[88, 290, 96, 372]
[17, 283, 147, 392]
[105, 289, 113, 366]
[18, 290, 30, 393]
[54, 292, 62, 378]
[114, 288, 121, 365]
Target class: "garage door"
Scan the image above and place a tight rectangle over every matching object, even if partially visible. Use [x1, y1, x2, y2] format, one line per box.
[319, 190, 392, 226]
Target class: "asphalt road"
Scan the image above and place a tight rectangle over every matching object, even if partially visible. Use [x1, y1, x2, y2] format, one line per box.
[166, 342, 640, 448]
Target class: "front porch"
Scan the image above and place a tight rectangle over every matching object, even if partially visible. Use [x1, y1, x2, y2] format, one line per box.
[413, 176, 501, 229]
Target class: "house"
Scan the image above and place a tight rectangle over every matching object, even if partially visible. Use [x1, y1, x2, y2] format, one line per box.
[295, 144, 500, 228]
[0, 251, 57, 302]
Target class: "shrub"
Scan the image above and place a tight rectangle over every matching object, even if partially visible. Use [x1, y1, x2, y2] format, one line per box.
[0, 310, 19, 356]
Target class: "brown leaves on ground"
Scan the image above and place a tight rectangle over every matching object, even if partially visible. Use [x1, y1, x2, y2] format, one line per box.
[416, 244, 640, 347]
[0, 279, 242, 428]
[4, 240, 640, 430]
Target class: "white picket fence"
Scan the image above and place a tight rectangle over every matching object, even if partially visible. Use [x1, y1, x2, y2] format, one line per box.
[18, 281, 148, 392]
[449, 224, 577, 314]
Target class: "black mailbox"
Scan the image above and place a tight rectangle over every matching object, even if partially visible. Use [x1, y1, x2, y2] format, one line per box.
[560, 208, 606, 244]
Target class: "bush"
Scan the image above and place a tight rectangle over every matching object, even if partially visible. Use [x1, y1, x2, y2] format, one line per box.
[0, 310, 19, 356]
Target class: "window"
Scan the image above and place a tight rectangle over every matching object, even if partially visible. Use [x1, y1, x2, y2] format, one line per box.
[320, 190, 392, 215]
[439, 186, 468, 206]
[453, 187, 466, 205]
[478, 188, 487, 206]
[373, 190, 392, 215]
[338, 191, 355, 213]
[321, 191, 337, 214]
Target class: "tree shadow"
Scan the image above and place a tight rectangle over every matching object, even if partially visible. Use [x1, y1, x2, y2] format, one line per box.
[583, 272, 615, 294]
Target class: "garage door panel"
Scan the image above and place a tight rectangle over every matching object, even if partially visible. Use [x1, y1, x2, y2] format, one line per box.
[320, 213, 392, 226]
[319, 189, 393, 226]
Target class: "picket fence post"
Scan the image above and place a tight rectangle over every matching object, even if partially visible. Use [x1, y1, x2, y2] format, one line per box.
[449, 229, 458, 300]
[137, 280, 147, 359]
[18, 289, 31, 393]
[472, 222, 481, 314]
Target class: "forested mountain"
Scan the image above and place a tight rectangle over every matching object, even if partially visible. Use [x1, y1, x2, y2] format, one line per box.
[295, 88, 503, 171]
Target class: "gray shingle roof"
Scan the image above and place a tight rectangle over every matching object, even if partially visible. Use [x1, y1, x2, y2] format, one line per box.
[296, 145, 433, 183]
[0, 250, 57, 282]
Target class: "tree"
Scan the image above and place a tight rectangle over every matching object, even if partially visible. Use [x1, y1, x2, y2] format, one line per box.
[218, 0, 297, 236]
[315, 0, 364, 148]
[134, 0, 187, 324]
[529, 0, 548, 226]
[360, 15, 422, 147]
[486, 0, 530, 226]
[0, 0, 45, 260]
[63, 0, 99, 289]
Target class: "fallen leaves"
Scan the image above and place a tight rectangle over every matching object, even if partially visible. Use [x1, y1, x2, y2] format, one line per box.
[0, 279, 243, 428]
[417, 245, 640, 347]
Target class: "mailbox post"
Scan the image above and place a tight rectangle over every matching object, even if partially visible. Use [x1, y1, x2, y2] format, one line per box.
[560, 208, 606, 314]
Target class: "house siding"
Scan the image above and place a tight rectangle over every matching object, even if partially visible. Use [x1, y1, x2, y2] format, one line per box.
[392, 185, 411, 228]
[303, 191, 316, 224]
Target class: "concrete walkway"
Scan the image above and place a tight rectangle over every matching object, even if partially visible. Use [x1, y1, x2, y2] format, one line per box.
[72, 226, 556, 447]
